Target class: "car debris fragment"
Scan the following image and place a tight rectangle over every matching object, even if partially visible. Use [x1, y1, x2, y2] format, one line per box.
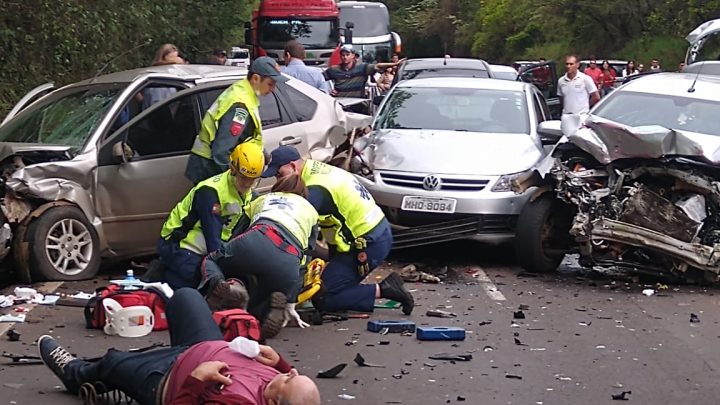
[354, 353, 386, 368]
[317, 363, 347, 378]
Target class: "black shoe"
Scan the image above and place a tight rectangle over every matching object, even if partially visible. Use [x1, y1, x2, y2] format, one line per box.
[379, 272, 415, 315]
[38, 335, 80, 393]
[261, 292, 287, 340]
[140, 259, 165, 283]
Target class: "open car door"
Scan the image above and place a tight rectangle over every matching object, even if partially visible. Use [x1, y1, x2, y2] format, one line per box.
[1, 82, 55, 127]
[518, 61, 560, 119]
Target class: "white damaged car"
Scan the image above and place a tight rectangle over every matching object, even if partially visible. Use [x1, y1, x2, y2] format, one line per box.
[347, 77, 559, 248]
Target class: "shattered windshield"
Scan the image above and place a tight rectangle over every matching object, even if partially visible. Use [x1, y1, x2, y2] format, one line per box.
[592, 91, 720, 136]
[375, 87, 528, 133]
[0, 84, 123, 151]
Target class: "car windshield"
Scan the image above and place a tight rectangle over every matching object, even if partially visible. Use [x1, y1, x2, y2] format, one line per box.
[229, 49, 249, 59]
[0, 84, 123, 150]
[357, 42, 393, 63]
[400, 68, 490, 81]
[339, 5, 390, 37]
[592, 91, 720, 136]
[258, 18, 339, 49]
[376, 87, 529, 133]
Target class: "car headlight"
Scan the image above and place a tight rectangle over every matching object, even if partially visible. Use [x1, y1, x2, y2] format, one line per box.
[491, 171, 528, 192]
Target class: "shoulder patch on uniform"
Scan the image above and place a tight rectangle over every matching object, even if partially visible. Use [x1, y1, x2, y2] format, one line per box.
[230, 108, 249, 137]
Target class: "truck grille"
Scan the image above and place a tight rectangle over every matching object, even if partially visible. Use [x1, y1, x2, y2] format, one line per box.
[379, 172, 489, 192]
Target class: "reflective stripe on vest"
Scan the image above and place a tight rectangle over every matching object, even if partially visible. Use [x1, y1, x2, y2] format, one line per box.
[246, 192, 319, 251]
[301, 160, 384, 252]
[191, 79, 262, 159]
[160, 170, 250, 255]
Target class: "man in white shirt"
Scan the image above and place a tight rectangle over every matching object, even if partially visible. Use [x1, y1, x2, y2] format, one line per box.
[557, 55, 600, 115]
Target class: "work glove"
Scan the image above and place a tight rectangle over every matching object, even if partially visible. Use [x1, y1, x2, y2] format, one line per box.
[283, 302, 309, 328]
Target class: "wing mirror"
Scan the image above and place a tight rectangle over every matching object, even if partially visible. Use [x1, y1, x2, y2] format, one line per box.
[112, 141, 135, 162]
[537, 120, 563, 145]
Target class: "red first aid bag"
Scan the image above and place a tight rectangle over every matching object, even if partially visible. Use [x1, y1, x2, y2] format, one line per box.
[212, 309, 261, 341]
[85, 284, 169, 331]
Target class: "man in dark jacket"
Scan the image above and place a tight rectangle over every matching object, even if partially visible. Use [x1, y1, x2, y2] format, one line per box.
[38, 288, 320, 405]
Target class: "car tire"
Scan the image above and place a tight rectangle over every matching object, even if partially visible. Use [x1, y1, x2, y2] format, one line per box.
[25, 206, 100, 281]
[515, 193, 573, 273]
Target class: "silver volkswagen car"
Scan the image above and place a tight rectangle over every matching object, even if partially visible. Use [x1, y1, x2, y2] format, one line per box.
[350, 77, 556, 248]
[0, 64, 368, 281]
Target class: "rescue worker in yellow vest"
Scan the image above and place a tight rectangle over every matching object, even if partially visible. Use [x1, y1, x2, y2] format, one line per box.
[159, 143, 264, 289]
[261, 146, 415, 315]
[200, 174, 319, 339]
[185, 56, 287, 184]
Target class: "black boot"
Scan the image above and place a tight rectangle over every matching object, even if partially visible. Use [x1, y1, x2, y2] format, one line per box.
[379, 272, 415, 315]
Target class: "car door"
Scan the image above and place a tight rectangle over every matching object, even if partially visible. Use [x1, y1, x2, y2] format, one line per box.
[94, 84, 229, 257]
[518, 61, 560, 119]
[1, 82, 55, 126]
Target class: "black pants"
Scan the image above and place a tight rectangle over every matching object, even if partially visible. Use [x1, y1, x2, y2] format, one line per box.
[64, 288, 224, 405]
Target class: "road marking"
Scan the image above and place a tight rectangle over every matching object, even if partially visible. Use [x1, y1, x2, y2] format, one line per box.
[0, 281, 64, 336]
[473, 267, 506, 301]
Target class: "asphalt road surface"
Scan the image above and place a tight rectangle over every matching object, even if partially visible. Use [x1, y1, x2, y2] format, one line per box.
[2, 241, 720, 404]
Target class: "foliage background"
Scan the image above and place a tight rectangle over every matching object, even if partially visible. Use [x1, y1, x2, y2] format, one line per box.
[0, 0, 256, 115]
[1, 0, 719, 116]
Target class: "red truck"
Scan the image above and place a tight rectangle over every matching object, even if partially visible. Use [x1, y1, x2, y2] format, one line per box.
[245, 0, 341, 66]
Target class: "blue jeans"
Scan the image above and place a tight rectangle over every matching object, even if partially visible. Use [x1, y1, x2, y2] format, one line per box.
[321, 219, 393, 312]
[64, 288, 223, 405]
[157, 238, 203, 289]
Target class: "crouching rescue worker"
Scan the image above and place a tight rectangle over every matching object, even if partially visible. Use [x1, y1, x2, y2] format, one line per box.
[200, 174, 319, 339]
[158, 142, 264, 290]
[262, 146, 415, 315]
[38, 288, 321, 405]
[185, 56, 287, 184]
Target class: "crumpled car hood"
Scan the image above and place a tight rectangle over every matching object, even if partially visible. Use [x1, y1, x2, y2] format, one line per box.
[568, 115, 720, 164]
[366, 129, 543, 175]
[0, 142, 72, 163]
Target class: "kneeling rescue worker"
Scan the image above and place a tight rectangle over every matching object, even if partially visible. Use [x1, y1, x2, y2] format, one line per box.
[262, 146, 415, 315]
[158, 142, 264, 289]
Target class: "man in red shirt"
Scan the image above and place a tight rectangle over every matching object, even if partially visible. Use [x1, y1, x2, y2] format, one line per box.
[38, 288, 320, 405]
[583, 59, 604, 91]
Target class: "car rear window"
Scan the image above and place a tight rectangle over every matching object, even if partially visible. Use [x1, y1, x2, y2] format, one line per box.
[592, 91, 720, 136]
[400, 68, 490, 81]
[375, 87, 529, 133]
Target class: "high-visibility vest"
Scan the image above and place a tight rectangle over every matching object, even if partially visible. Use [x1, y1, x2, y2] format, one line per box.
[190, 79, 262, 159]
[160, 170, 251, 254]
[247, 192, 319, 250]
[301, 160, 384, 252]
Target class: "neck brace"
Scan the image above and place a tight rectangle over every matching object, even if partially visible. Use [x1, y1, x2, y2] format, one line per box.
[102, 298, 154, 338]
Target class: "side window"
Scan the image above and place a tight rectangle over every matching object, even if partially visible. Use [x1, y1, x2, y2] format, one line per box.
[259, 92, 285, 128]
[125, 93, 198, 158]
[533, 93, 546, 123]
[278, 83, 317, 121]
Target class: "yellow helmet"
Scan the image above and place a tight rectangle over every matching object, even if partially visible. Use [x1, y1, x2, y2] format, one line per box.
[229, 142, 264, 178]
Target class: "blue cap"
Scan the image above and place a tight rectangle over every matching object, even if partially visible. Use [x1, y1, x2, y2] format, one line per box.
[261, 146, 301, 178]
[249, 56, 288, 82]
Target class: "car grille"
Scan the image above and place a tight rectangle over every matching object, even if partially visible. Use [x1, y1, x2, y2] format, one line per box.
[379, 172, 489, 191]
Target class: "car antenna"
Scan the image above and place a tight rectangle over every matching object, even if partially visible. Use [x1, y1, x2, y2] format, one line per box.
[687, 60, 704, 93]
[90, 39, 154, 83]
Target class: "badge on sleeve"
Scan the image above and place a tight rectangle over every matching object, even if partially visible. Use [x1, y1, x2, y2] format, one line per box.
[230, 108, 249, 137]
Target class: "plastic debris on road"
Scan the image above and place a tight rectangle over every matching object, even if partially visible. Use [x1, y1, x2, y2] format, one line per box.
[338, 394, 356, 400]
[642, 289, 655, 296]
[0, 314, 26, 323]
[354, 353, 385, 368]
[611, 391, 632, 400]
[690, 313, 700, 323]
[317, 363, 347, 378]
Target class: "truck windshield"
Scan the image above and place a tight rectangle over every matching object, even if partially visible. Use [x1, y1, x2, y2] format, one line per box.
[258, 18, 339, 49]
[357, 42, 392, 63]
[339, 5, 390, 37]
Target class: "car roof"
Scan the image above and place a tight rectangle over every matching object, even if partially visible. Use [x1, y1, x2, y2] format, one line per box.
[581, 59, 627, 64]
[402, 58, 488, 70]
[489, 64, 517, 74]
[618, 72, 720, 100]
[395, 77, 527, 91]
[69, 64, 247, 86]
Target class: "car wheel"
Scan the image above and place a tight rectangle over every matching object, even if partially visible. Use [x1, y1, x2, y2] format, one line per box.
[515, 193, 574, 273]
[26, 206, 100, 281]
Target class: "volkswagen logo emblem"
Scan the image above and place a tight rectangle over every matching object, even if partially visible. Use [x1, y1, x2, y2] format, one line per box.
[422, 175, 441, 191]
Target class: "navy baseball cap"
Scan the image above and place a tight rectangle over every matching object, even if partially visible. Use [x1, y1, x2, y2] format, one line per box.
[249, 56, 288, 82]
[262, 145, 301, 177]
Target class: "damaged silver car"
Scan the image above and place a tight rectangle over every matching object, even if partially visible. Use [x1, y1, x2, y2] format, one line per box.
[0, 65, 367, 282]
[513, 72, 720, 282]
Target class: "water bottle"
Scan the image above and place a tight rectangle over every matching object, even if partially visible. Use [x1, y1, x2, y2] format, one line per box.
[121, 269, 140, 290]
[125, 270, 136, 281]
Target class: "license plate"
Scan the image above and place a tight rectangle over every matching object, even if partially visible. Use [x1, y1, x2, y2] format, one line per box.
[401, 196, 457, 213]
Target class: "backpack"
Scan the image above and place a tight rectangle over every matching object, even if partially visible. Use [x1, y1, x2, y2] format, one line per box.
[85, 284, 169, 331]
[212, 309, 261, 341]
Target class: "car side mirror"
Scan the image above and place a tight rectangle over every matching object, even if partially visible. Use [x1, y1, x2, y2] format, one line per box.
[373, 95, 385, 106]
[537, 120, 563, 145]
[112, 141, 135, 162]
